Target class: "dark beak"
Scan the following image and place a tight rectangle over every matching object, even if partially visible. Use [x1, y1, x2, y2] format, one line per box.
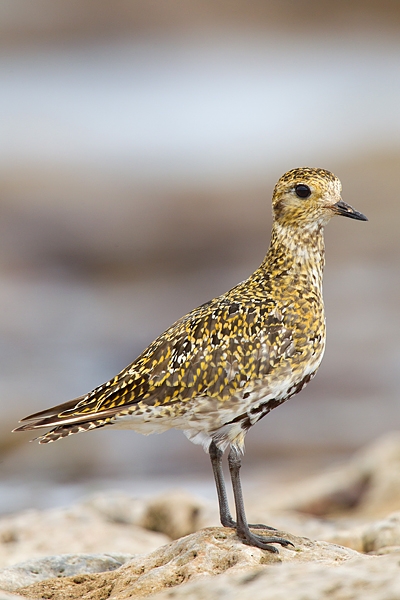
[333, 200, 368, 221]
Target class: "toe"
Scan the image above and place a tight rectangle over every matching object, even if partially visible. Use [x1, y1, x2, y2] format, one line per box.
[248, 523, 277, 531]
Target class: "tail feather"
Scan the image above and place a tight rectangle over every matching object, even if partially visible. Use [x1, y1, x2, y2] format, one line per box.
[12, 388, 138, 443]
[13, 405, 127, 433]
[13, 373, 144, 442]
[35, 418, 112, 444]
[18, 395, 87, 422]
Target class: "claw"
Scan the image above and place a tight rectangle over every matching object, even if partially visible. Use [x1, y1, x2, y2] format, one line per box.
[241, 534, 279, 552]
[237, 528, 294, 552]
[263, 536, 294, 548]
[253, 535, 294, 548]
[248, 523, 277, 531]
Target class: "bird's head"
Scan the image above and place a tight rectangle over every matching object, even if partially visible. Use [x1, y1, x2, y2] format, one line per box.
[272, 167, 367, 230]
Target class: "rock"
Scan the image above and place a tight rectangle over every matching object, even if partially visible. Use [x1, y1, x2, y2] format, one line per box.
[8, 433, 400, 599]
[139, 490, 206, 539]
[0, 497, 169, 568]
[82, 491, 147, 525]
[251, 511, 367, 554]
[17, 527, 362, 600]
[321, 523, 366, 554]
[374, 545, 400, 555]
[148, 553, 400, 600]
[362, 512, 400, 553]
[0, 553, 134, 592]
[354, 434, 400, 518]
[248, 432, 400, 521]
[0, 592, 29, 600]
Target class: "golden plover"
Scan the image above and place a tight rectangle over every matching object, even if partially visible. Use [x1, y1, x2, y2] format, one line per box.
[14, 167, 367, 552]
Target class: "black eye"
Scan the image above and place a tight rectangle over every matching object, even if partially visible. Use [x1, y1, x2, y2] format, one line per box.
[294, 184, 311, 198]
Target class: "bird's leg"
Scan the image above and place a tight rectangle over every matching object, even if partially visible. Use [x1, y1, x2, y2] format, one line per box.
[228, 447, 294, 552]
[209, 441, 277, 531]
[209, 441, 236, 527]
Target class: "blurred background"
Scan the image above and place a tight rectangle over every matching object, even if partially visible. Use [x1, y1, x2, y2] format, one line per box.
[0, 0, 399, 515]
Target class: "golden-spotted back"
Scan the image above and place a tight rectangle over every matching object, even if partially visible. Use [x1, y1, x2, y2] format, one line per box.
[14, 167, 367, 453]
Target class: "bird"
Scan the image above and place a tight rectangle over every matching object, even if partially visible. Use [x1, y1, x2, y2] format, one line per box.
[14, 167, 367, 552]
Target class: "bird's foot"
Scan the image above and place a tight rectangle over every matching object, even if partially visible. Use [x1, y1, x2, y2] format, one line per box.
[236, 526, 294, 553]
[221, 517, 276, 531]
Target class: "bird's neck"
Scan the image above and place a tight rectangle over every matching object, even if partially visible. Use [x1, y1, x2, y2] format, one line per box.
[260, 220, 326, 291]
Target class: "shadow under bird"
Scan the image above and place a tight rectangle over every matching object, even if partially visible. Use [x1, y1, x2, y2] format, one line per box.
[14, 167, 367, 552]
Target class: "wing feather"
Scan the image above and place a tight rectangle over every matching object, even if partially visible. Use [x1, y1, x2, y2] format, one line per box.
[14, 291, 292, 437]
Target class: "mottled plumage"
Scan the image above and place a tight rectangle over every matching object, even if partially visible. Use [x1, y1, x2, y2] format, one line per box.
[14, 167, 367, 551]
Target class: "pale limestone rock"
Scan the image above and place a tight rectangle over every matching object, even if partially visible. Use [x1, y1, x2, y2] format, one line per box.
[82, 491, 147, 525]
[354, 434, 400, 517]
[148, 553, 400, 600]
[139, 490, 206, 539]
[0, 500, 168, 568]
[248, 432, 400, 523]
[0, 592, 28, 600]
[260, 510, 371, 554]
[362, 512, 400, 553]
[245, 434, 400, 554]
[375, 545, 400, 555]
[321, 523, 366, 553]
[18, 527, 361, 600]
[0, 553, 133, 592]
[8, 433, 400, 599]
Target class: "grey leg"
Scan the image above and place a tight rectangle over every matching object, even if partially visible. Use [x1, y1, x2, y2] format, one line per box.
[209, 441, 236, 527]
[228, 447, 293, 552]
[210, 441, 278, 532]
